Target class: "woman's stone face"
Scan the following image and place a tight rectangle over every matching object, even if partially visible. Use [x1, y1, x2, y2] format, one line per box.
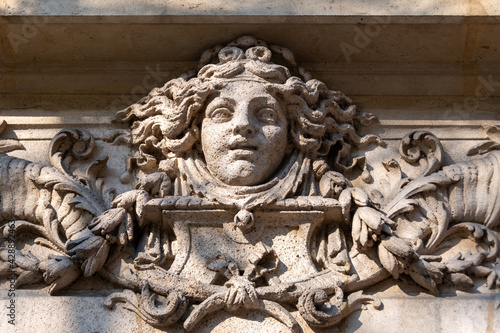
[201, 80, 288, 186]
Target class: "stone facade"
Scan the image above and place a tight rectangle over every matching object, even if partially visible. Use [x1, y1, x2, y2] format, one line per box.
[1, 2, 499, 332]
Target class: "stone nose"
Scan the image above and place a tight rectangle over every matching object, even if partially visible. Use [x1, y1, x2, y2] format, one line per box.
[232, 104, 255, 136]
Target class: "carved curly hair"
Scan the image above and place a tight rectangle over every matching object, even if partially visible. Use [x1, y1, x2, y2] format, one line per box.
[115, 36, 380, 175]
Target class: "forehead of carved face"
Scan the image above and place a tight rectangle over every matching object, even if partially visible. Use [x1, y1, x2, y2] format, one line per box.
[201, 80, 288, 186]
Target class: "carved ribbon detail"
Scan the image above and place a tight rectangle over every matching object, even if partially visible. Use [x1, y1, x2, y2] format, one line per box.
[298, 288, 381, 327]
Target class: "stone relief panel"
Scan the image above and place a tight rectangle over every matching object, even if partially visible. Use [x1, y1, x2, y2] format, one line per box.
[0, 36, 499, 332]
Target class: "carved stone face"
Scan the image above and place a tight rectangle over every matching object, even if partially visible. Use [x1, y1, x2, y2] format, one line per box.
[201, 80, 288, 186]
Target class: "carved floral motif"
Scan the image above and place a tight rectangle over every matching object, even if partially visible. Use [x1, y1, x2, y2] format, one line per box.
[0, 36, 498, 331]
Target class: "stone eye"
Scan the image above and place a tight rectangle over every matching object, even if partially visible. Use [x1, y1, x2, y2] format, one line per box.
[209, 107, 233, 122]
[256, 107, 278, 124]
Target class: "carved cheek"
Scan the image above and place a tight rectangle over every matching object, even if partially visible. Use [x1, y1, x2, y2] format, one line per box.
[264, 124, 285, 138]
[202, 121, 230, 149]
[261, 124, 287, 150]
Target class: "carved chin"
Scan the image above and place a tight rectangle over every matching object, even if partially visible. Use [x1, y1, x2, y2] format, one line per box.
[210, 160, 267, 186]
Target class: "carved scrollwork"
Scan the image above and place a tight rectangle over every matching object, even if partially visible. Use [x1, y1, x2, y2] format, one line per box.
[184, 292, 300, 332]
[50, 128, 95, 158]
[399, 130, 443, 176]
[105, 283, 188, 327]
[298, 287, 381, 327]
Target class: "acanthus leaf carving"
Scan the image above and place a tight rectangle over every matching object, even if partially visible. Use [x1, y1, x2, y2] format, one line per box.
[468, 125, 500, 156]
[38, 255, 81, 294]
[0, 120, 24, 153]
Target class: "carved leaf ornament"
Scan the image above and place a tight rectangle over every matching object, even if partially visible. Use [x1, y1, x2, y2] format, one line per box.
[0, 36, 498, 331]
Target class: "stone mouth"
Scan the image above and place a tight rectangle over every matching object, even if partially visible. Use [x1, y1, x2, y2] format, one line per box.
[229, 141, 258, 151]
[231, 146, 257, 151]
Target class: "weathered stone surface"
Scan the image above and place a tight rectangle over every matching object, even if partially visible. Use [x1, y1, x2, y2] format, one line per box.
[0, 285, 497, 332]
[0, 9, 499, 331]
[2, 0, 500, 16]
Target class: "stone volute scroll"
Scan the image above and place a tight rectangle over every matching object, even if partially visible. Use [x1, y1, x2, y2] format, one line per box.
[0, 36, 499, 332]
